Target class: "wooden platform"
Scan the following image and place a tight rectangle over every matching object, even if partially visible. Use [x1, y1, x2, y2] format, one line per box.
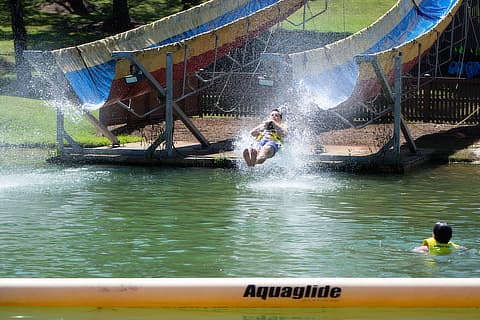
[51, 139, 443, 174]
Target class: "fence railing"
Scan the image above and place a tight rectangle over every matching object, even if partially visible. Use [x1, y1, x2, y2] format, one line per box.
[402, 77, 480, 124]
[199, 75, 480, 126]
[199, 73, 276, 117]
[102, 75, 480, 127]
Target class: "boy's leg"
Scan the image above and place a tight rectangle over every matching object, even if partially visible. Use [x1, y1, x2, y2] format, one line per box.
[255, 146, 274, 164]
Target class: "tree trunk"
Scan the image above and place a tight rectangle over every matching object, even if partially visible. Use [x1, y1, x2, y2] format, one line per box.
[9, 0, 31, 92]
[110, 0, 132, 32]
[65, 0, 91, 15]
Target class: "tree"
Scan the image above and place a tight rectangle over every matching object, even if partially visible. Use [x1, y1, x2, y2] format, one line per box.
[107, 0, 132, 32]
[8, 0, 30, 90]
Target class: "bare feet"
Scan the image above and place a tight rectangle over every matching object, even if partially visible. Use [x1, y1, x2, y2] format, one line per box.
[250, 148, 257, 167]
[243, 148, 253, 167]
[243, 148, 258, 167]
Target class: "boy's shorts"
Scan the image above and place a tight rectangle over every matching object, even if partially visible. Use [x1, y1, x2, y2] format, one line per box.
[255, 139, 279, 155]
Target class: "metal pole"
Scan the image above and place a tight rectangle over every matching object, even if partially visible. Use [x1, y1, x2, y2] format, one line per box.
[416, 43, 422, 93]
[55, 68, 65, 156]
[56, 106, 65, 156]
[302, 0, 307, 30]
[111, 51, 210, 147]
[212, 34, 219, 83]
[434, 31, 440, 77]
[165, 52, 174, 157]
[182, 44, 188, 96]
[393, 53, 402, 160]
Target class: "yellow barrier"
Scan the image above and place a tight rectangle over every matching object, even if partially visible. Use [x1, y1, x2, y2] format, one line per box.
[1, 278, 479, 307]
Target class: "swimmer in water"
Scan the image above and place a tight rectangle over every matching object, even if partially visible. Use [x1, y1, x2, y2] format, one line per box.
[413, 221, 465, 254]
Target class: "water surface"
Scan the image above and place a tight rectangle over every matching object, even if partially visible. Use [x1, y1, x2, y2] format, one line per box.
[1, 148, 478, 278]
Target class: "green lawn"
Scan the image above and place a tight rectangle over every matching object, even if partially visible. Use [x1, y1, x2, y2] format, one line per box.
[0, 96, 56, 146]
[281, 0, 396, 33]
[0, 95, 139, 147]
[0, 0, 396, 146]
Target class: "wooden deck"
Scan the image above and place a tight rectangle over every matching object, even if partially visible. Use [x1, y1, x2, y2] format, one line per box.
[51, 124, 480, 173]
[51, 140, 440, 173]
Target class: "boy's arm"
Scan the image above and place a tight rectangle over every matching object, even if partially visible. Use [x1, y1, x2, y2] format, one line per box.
[250, 123, 266, 137]
[413, 245, 429, 253]
[273, 122, 288, 137]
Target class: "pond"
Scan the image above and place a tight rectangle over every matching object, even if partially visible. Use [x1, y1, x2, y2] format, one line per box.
[0, 148, 478, 319]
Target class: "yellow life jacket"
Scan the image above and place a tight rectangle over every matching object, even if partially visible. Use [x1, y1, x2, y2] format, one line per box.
[422, 237, 460, 255]
[256, 129, 283, 144]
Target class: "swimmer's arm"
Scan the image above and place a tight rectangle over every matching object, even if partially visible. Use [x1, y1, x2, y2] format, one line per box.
[450, 241, 466, 250]
[413, 245, 429, 253]
[250, 122, 266, 137]
[250, 123, 266, 137]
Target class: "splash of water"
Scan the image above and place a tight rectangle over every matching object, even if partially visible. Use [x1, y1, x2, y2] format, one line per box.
[237, 49, 363, 173]
[294, 60, 358, 110]
[234, 65, 357, 175]
[234, 115, 316, 176]
[25, 52, 93, 123]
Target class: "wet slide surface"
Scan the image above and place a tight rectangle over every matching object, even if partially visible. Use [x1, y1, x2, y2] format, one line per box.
[289, 0, 462, 109]
[49, 0, 304, 107]
[46, 0, 461, 110]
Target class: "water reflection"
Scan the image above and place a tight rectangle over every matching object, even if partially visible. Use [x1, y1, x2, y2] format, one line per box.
[0, 148, 479, 278]
[1, 306, 479, 320]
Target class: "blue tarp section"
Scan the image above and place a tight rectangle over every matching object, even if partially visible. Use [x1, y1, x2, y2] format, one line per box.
[365, 0, 457, 54]
[65, 60, 116, 108]
[149, 0, 279, 49]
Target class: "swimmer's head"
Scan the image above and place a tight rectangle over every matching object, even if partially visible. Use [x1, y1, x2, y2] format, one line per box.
[433, 222, 453, 244]
[270, 108, 282, 120]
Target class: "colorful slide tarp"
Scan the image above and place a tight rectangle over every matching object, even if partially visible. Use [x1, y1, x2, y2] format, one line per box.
[51, 0, 305, 108]
[50, 0, 462, 111]
[288, 0, 463, 110]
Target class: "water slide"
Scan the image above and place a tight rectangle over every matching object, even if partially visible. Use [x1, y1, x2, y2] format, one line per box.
[288, 0, 463, 111]
[50, 0, 305, 108]
[46, 0, 462, 112]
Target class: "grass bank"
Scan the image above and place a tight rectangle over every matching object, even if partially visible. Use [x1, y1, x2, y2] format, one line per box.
[0, 95, 139, 147]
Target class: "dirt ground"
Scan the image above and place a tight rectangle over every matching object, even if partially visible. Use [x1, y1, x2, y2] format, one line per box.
[132, 117, 480, 155]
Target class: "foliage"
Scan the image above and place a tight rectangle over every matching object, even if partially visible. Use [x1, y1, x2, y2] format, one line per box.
[1, 0, 187, 51]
